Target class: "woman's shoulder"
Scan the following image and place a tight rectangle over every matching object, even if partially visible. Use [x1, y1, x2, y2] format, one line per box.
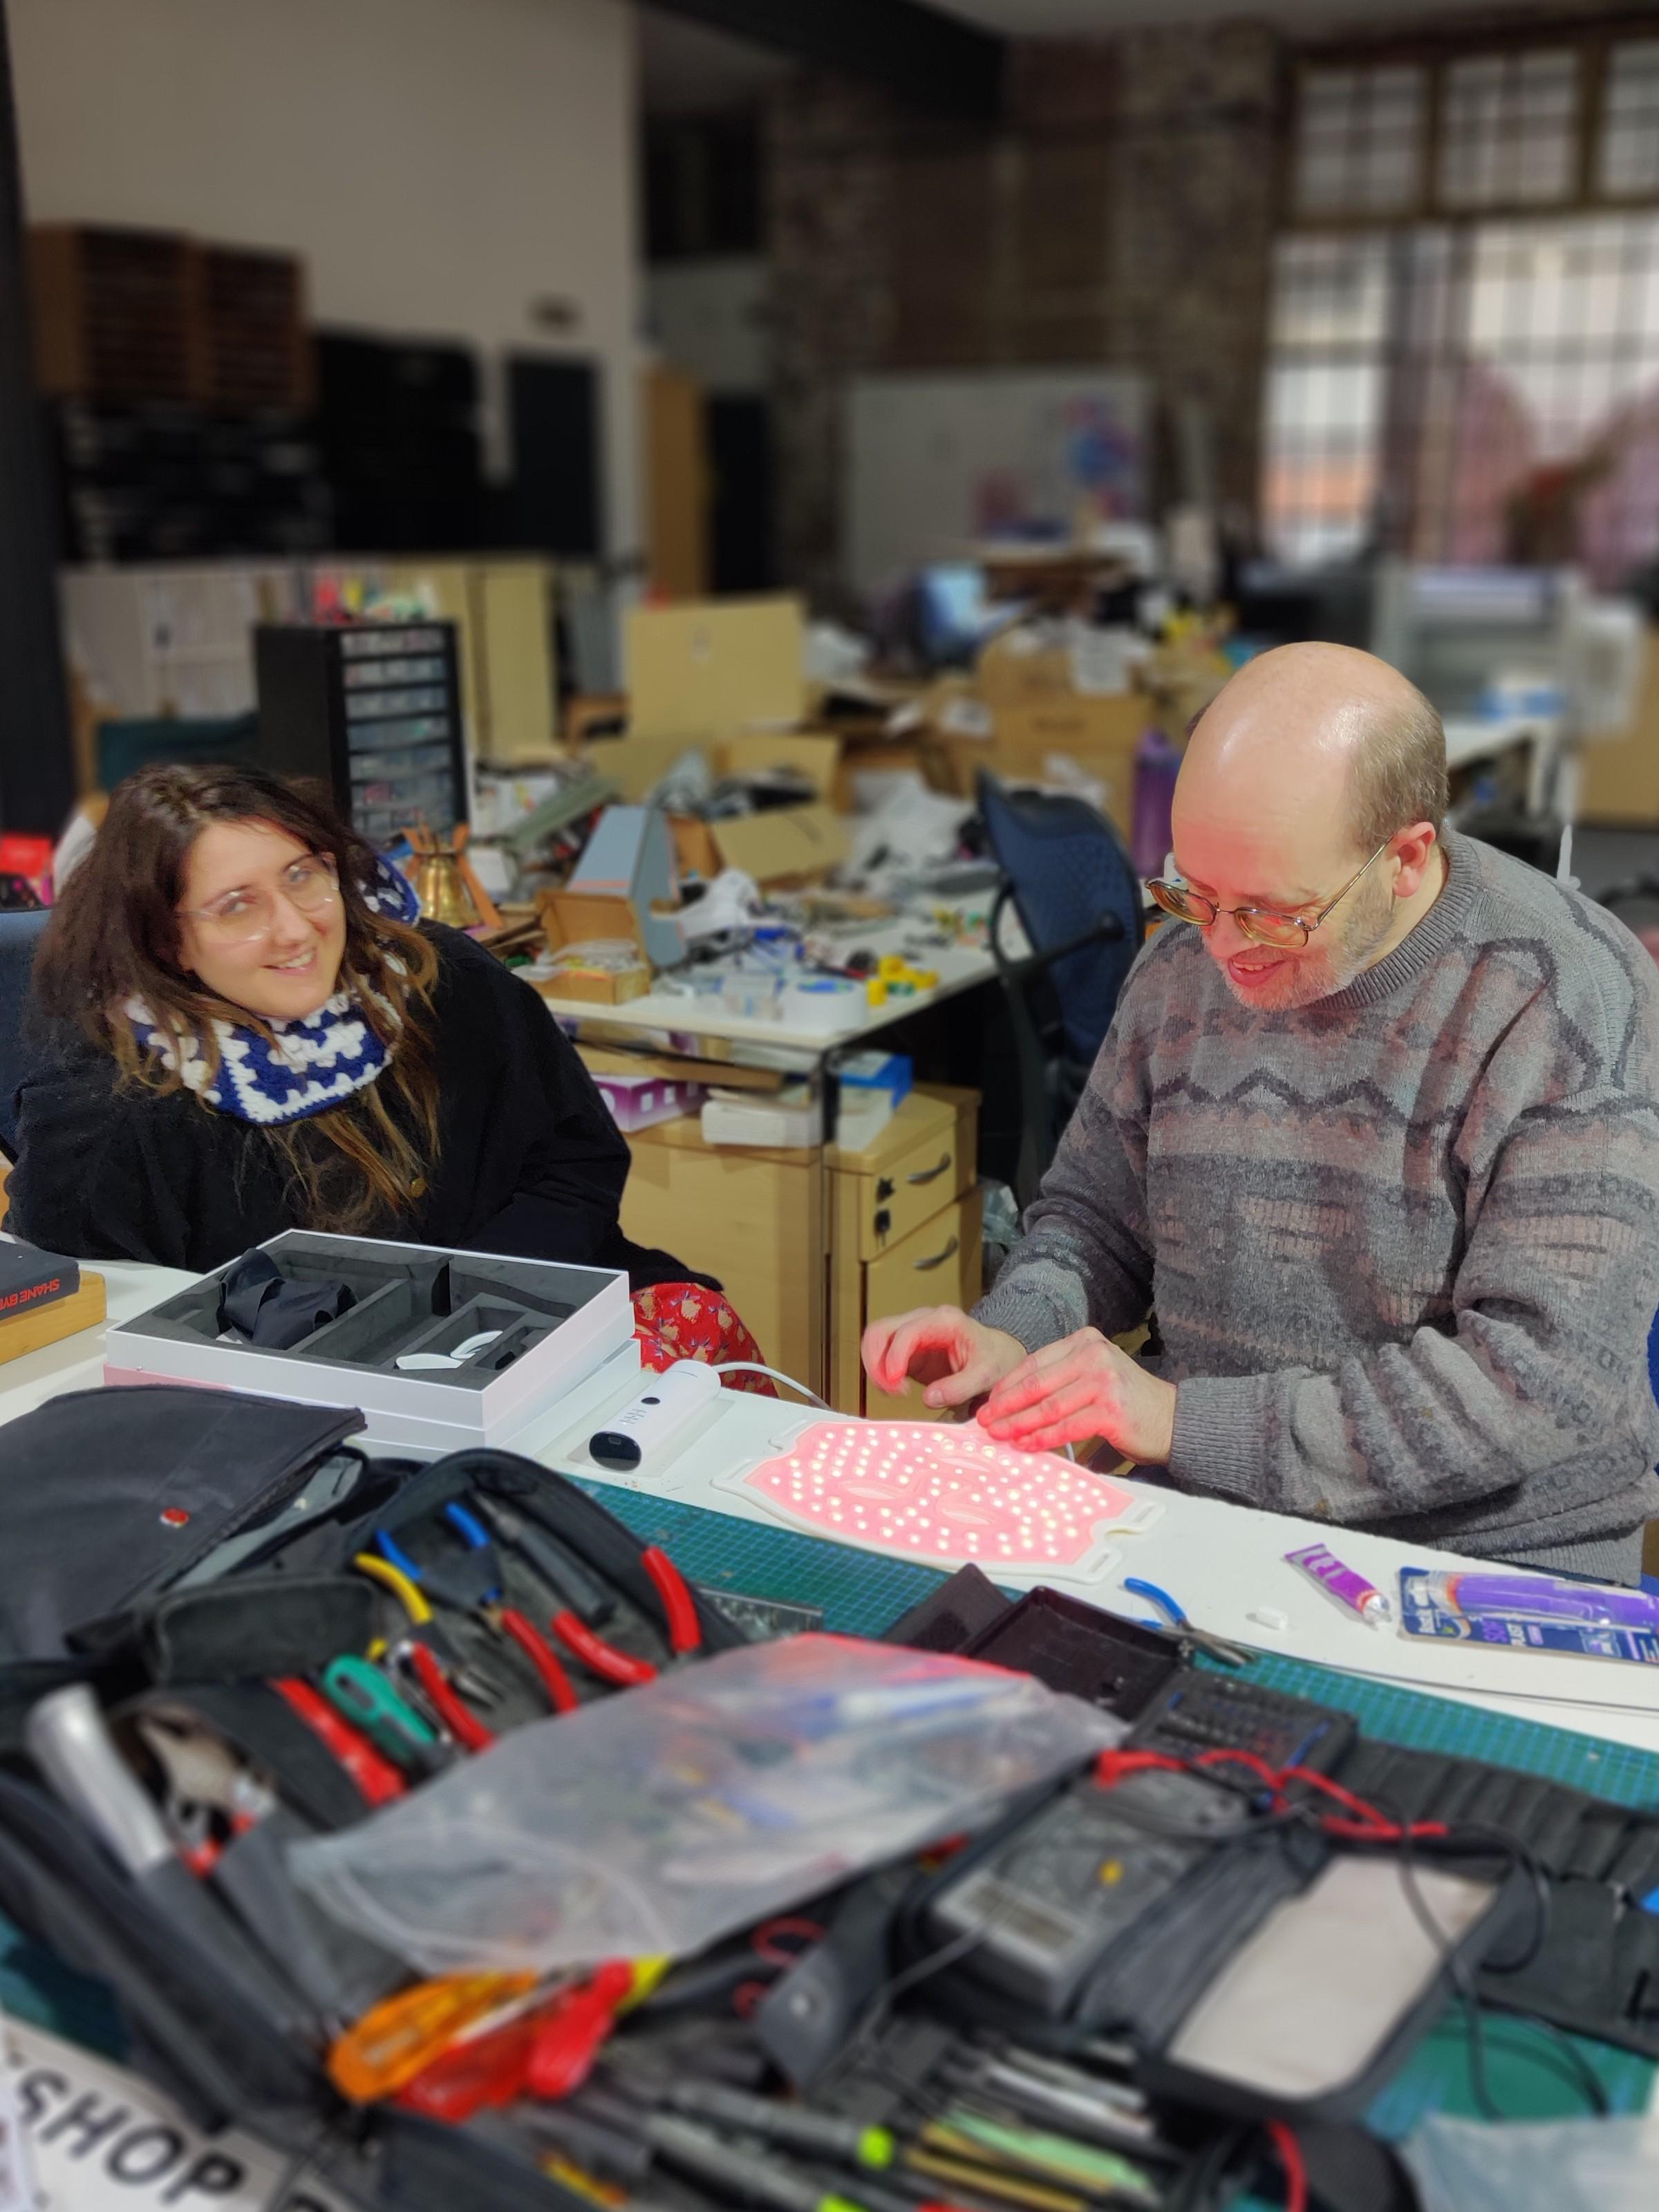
[19, 1016, 121, 1097]
[19, 1024, 192, 1132]
[423, 920, 509, 984]
[422, 920, 546, 1028]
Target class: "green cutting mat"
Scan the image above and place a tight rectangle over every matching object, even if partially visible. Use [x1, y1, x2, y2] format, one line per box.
[590, 1481, 1659, 2136]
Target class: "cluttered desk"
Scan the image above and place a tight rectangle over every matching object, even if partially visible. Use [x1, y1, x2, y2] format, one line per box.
[0, 1249, 1657, 2212]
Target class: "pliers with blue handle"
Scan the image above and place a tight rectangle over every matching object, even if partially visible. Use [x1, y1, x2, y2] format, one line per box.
[433, 1503, 581, 1713]
[1123, 1577, 1255, 1669]
[442, 1501, 637, 1695]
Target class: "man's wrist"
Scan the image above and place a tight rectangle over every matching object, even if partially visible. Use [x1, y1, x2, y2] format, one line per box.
[1138, 1375, 1177, 1465]
[1168, 1374, 1271, 1501]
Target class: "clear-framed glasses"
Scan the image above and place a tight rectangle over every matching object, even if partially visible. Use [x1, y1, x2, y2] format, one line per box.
[1145, 841, 1391, 950]
[180, 852, 340, 946]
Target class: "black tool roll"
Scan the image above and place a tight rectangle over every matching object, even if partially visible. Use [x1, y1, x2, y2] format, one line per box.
[0, 1402, 1640, 2209]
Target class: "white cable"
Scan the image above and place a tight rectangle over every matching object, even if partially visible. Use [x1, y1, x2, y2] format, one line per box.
[714, 1360, 830, 1409]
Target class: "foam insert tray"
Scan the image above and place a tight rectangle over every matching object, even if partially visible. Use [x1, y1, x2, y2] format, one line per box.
[105, 1230, 633, 1456]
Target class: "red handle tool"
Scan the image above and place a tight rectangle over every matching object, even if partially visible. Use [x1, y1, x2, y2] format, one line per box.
[495, 1607, 580, 1712]
[642, 1546, 702, 1656]
[402, 1642, 496, 1753]
[272, 1678, 407, 1805]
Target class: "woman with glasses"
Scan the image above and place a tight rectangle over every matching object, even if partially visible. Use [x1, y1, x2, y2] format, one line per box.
[8, 763, 771, 1379]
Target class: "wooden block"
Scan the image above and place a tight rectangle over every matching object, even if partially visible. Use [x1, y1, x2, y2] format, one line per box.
[0, 1273, 106, 1364]
[579, 1044, 786, 1093]
[530, 964, 650, 1005]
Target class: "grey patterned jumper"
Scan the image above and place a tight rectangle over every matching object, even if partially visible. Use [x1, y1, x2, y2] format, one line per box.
[975, 832, 1659, 1583]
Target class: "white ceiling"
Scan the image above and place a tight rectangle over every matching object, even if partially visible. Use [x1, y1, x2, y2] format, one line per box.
[932, 0, 1564, 28]
[637, 8, 791, 115]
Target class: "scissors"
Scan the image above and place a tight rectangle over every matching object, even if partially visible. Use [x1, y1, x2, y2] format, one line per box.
[1122, 1577, 1255, 1669]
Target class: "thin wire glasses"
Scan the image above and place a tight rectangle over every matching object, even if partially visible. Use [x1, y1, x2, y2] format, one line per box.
[180, 853, 340, 946]
[1146, 841, 1391, 949]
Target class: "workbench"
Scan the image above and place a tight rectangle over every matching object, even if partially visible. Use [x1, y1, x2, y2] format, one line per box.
[0, 1265, 1654, 2188]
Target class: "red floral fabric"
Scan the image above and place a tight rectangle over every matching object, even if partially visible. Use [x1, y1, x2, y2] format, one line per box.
[630, 1284, 776, 1396]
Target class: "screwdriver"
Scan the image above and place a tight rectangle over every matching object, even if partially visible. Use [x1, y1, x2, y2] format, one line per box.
[468, 1492, 616, 1624]
[659, 2079, 894, 2171]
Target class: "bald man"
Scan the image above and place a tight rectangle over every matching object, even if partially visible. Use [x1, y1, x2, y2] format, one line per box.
[865, 643, 1659, 1582]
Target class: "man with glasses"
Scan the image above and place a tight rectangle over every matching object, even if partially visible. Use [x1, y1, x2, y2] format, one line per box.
[865, 641, 1659, 1581]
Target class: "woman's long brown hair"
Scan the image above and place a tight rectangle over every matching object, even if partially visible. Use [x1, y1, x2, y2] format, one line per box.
[34, 762, 441, 1234]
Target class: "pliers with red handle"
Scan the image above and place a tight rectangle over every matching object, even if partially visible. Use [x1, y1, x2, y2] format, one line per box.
[433, 1503, 581, 1714]
[534, 1548, 701, 1684]
[641, 1545, 702, 1659]
[396, 1640, 498, 1752]
[455, 1499, 702, 1684]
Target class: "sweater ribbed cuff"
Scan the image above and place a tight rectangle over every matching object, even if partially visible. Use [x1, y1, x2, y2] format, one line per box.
[971, 1282, 1075, 1356]
[1168, 1374, 1273, 1503]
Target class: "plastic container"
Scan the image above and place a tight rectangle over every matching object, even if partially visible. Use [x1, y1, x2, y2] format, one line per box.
[594, 1073, 706, 1133]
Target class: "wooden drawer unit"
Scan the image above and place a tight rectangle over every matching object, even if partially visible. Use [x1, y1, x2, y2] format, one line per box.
[832, 1090, 964, 1261]
[828, 1084, 982, 1416]
[862, 1188, 986, 1421]
[619, 1113, 825, 1400]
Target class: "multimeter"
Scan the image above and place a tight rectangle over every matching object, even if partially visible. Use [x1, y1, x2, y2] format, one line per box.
[925, 1768, 1246, 2016]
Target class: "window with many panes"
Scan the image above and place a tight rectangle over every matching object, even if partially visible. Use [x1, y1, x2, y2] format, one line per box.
[1264, 29, 1659, 587]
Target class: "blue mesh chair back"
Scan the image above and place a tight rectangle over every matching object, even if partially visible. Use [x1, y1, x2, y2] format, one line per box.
[977, 771, 1143, 1065]
[0, 909, 50, 1159]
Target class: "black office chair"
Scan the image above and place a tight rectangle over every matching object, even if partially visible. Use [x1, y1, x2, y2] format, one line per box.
[976, 770, 1145, 1209]
[0, 908, 49, 1162]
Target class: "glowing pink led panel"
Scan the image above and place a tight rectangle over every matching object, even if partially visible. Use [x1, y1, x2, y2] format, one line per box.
[718, 1420, 1157, 1578]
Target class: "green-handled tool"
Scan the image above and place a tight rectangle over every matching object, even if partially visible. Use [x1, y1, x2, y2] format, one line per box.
[322, 1656, 447, 1776]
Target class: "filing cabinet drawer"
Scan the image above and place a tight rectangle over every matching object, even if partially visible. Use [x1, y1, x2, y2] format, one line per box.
[863, 1186, 984, 1421]
[854, 1110, 962, 1260]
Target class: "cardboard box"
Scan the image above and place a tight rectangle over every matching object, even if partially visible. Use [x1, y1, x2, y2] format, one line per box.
[587, 727, 842, 808]
[975, 632, 1075, 704]
[668, 801, 849, 885]
[104, 1232, 635, 1459]
[705, 803, 849, 885]
[585, 730, 703, 803]
[992, 692, 1154, 840]
[722, 728, 841, 796]
[668, 814, 722, 881]
[1575, 628, 1659, 826]
[532, 894, 653, 1004]
[532, 960, 651, 1006]
[626, 594, 807, 740]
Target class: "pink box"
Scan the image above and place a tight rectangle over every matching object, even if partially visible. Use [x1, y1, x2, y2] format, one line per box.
[595, 1073, 706, 1132]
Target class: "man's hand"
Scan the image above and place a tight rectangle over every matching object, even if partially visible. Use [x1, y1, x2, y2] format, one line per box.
[977, 1328, 1177, 1463]
[861, 1306, 1027, 1412]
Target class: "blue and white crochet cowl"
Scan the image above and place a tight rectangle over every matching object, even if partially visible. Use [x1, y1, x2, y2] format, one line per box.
[125, 859, 422, 1128]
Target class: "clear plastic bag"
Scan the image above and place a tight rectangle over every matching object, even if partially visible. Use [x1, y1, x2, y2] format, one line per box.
[290, 1634, 1123, 1976]
[1405, 2112, 1659, 2212]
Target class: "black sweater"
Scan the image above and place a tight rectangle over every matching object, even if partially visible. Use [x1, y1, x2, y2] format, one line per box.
[8, 925, 693, 1289]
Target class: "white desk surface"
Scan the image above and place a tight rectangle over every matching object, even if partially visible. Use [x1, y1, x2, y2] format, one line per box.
[532, 934, 999, 1059]
[5, 1268, 1657, 1763]
[0, 1259, 198, 1426]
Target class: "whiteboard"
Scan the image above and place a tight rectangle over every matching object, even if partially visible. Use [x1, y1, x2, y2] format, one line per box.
[845, 368, 1150, 597]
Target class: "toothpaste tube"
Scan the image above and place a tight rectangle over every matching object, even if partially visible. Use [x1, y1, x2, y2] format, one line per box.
[1419, 1571, 1659, 1634]
[1285, 1541, 1392, 1624]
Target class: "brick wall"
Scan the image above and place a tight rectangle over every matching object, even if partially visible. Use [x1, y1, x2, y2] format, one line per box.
[765, 26, 1284, 605]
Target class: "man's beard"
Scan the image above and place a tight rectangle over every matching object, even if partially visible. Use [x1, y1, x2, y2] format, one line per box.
[1219, 870, 1398, 1011]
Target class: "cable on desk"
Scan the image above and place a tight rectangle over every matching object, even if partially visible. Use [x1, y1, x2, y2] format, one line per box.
[1373, 1789, 1610, 2123]
[714, 1361, 830, 1409]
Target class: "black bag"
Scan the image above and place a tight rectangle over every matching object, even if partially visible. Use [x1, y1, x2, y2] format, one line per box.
[0, 1386, 743, 2202]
